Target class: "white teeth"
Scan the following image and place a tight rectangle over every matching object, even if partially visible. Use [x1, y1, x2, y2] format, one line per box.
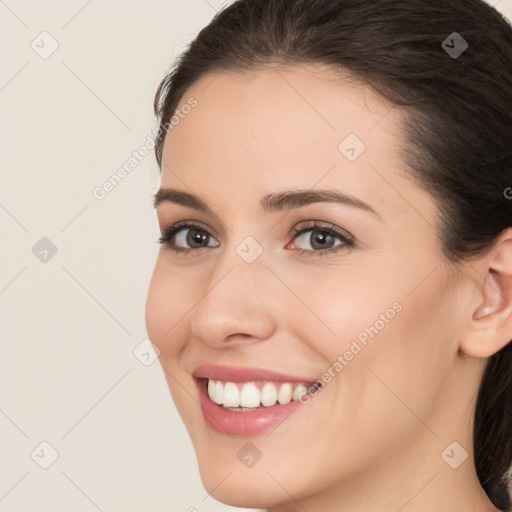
[239, 383, 261, 408]
[277, 382, 293, 405]
[213, 380, 224, 405]
[261, 382, 277, 406]
[293, 384, 308, 400]
[207, 378, 215, 400]
[223, 382, 240, 407]
[206, 379, 312, 409]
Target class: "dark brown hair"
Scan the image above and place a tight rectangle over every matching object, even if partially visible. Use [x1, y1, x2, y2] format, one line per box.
[153, 0, 512, 508]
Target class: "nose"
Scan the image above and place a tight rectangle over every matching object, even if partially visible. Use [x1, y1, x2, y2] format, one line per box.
[189, 249, 278, 348]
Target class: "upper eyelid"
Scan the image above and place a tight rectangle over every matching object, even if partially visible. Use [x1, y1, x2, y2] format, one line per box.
[292, 221, 352, 238]
[163, 220, 220, 239]
[161, 221, 353, 247]
[164, 220, 348, 236]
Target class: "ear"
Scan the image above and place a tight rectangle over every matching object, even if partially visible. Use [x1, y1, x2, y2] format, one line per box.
[460, 228, 512, 358]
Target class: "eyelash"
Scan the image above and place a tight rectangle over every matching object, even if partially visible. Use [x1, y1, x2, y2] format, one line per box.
[157, 221, 354, 258]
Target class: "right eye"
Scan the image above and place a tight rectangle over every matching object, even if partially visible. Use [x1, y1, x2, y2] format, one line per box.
[158, 223, 220, 254]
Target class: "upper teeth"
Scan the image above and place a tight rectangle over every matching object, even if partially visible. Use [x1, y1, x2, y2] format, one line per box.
[207, 379, 310, 408]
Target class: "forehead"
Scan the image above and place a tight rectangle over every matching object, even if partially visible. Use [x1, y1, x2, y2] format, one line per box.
[160, 65, 428, 222]
[163, 65, 397, 170]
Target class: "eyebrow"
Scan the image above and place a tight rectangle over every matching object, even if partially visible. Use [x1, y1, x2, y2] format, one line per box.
[153, 188, 381, 219]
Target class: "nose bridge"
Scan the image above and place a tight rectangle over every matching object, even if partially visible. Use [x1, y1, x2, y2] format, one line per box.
[189, 238, 277, 346]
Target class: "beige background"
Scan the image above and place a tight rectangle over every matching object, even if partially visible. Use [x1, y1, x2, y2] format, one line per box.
[1, 1, 511, 511]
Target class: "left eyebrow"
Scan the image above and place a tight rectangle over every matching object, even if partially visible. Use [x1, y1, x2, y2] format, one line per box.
[261, 189, 381, 219]
[153, 188, 382, 220]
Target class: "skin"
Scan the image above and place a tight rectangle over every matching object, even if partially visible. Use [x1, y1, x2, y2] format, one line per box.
[145, 64, 512, 512]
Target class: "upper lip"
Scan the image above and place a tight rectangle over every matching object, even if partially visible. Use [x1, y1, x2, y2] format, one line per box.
[192, 364, 316, 383]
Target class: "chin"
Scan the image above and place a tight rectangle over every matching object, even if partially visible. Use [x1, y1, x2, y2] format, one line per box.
[196, 466, 285, 509]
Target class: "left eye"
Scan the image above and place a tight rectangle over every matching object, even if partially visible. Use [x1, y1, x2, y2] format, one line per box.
[289, 224, 353, 253]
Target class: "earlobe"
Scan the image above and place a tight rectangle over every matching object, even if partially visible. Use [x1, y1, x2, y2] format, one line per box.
[460, 231, 512, 358]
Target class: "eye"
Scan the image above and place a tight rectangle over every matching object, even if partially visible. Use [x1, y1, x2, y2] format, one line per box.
[158, 220, 354, 258]
[158, 222, 219, 254]
[288, 221, 354, 257]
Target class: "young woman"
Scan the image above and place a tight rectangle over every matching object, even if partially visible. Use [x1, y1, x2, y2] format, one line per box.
[145, 1, 512, 510]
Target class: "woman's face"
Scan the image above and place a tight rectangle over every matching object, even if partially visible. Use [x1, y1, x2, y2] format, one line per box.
[146, 65, 474, 508]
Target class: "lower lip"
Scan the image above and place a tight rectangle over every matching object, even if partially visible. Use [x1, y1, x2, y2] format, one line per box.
[195, 379, 307, 436]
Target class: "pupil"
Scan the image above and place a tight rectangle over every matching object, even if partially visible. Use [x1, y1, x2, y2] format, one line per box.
[188, 229, 208, 248]
[311, 231, 333, 250]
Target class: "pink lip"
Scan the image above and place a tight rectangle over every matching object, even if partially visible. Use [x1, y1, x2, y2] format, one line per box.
[194, 377, 309, 436]
[192, 364, 316, 383]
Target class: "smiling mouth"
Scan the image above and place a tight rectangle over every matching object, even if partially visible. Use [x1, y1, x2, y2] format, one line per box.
[192, 364, 324, 434]
[201, 378, 320, 411]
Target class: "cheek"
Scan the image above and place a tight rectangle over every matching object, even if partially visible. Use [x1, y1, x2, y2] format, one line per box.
[145, 255, 189, 358]
[288, 261, 455, 425]
[285, 264, 403, 358]
[334, 272, 457, 440]
[145, 258, 200, 418]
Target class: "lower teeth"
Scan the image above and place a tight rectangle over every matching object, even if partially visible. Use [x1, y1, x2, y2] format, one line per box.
[225, 406, 265, 411]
